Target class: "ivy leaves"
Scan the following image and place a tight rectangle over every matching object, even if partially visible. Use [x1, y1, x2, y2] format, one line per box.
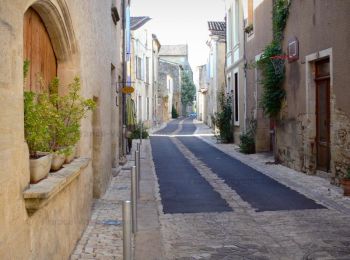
[258, 0, 290, 118]
[257, 42, 286, 118]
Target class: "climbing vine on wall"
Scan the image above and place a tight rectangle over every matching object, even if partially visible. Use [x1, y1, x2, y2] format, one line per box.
[257, 0, 290, 118]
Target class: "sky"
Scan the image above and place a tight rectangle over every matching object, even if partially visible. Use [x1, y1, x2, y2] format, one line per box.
[131, 0, 226, 84]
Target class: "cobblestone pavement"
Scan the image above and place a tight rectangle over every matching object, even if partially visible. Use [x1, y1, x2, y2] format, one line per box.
[70, 164, 133, 260]
[70, 119, 350, 260]
[70, 140, 163, 260]
[151, 120, 350, 260]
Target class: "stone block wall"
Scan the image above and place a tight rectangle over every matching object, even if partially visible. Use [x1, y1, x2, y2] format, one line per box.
[0, 0, 122, 258]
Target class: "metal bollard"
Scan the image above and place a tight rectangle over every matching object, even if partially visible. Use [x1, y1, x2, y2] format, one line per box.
[137, 148, 141, 194]
[140, 123, 143, 144]
[135, 150, 140, 198]
[123, 125, 127, 155]
[131, 166, 137, 234]
[122, 200, 132, 260]
[137, 142, 140, 151]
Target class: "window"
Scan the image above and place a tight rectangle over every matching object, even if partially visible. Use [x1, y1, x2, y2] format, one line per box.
[138, 95, 142, 121]
[227, 76, 231, 93]
[136, 56, 142, 80]
[233, 0, 239, 46]
[234, 72, 239, 124]
[147, 97, 150, 120]
[226, 8, 232, 53]
[141, 55, 145, 81]
[167, 75, 173, 92]
[209, 53, 214, 79]
[146, 57, 150, 84]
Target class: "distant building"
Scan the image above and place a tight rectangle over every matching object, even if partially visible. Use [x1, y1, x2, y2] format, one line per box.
[159, 44, 193, 80]
[225, 0, 245, 143]
[152, 34, 161, 127]
[197, 64, 209, 123]
[206, 21, 226, 127]
[236, 0, 350, 184]
[158, 44, 193, 117]
[130, 16, 154, 127]
[158, 60, 183, 122]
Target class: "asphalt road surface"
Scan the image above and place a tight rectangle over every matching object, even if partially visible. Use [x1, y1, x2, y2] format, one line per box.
[151, 118, 324, 213]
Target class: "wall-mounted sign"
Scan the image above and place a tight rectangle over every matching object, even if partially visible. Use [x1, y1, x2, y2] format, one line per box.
[288, 37, 299, 63]
[121, 86, 134, 94]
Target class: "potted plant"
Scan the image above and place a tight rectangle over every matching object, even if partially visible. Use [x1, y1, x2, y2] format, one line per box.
[24, 91, 53, 183]
[47, 77, 95, 170]
[341, 169, 350, 196]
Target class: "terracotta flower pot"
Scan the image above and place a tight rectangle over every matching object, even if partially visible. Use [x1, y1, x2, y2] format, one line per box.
[51, 153, 66, 171]
[65, 146, 76, 164]
[30, 153, 52, 184]
[342, 179, 350, 196]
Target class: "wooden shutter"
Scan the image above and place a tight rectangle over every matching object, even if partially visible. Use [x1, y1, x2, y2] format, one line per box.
[23, 8, 57, 92]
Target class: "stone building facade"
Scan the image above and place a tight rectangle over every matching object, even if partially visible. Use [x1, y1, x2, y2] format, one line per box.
[244, 0, 274, 153]
[225, 0, 246, 144]
[0, 0, 125, 258]
[159, 44, 193, 116]
[197, 64, 209, 123]
[242, 0, 350, 184]
[206, 21, 226, 127]
[277, 0, 350, 183]
[130, 16, 154, 128]
[152, 34, 161, 126]
[158, 60, 182, 122]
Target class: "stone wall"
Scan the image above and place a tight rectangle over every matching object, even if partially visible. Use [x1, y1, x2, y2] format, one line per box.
[275, 0, 350, 182]
[158, 60, 181, 121]
[0, 0, 122, 258]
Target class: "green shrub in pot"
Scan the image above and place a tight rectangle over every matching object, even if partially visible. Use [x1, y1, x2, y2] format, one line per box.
[47, 77, 96, 170]
[24, 91, 53, 183]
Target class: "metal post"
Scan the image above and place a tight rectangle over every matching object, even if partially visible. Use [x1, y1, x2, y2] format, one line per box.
[140, 122, 143, 144]
[137, 147, 141, 193]
[122, 200, 132, 260]
[135, 150, 140, 198]
[123, 125, 127, 155]
[131, 166, 137, 233]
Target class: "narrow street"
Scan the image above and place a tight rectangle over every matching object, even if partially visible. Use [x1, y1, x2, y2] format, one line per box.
[150, 119, 350, 259]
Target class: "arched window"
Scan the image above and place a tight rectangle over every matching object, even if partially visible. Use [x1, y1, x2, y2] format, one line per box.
[24, 7, 57, 92]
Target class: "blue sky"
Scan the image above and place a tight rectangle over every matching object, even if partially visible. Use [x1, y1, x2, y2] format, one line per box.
[131, 0, 226, 83]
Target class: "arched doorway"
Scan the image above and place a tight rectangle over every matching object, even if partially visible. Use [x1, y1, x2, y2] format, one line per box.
[23, 7, 57, 92]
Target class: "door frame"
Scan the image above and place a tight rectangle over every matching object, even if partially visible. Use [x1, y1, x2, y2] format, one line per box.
[304, 48, 333, 175]
[315, 58, 331, 171]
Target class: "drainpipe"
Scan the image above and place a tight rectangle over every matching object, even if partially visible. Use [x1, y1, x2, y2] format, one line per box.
[243, 12, 247, 133]
[122, 0, 127, 127]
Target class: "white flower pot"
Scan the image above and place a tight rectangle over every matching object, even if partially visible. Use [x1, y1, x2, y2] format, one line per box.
[30, 153, 52, 184]
[51, 153, 66, 171]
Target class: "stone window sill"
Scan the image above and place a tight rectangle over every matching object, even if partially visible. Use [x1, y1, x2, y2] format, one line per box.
[23, 158, 90, 215]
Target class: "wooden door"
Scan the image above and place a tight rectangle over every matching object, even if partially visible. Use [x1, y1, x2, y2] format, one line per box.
[315, 59, 330, 172]
[24, 8, 57, 92]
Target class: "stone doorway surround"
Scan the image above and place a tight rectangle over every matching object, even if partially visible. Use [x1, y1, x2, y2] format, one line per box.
[304, 48, 333, 178]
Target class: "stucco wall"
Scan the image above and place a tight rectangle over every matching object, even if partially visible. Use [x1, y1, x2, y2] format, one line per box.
[131, 23, 154, 127]
[245, 0, 273, 152]
[275, 0, 350, 181]
[0, 0, 122, 258]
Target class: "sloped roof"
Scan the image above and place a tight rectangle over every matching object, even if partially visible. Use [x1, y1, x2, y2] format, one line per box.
[131, 16, 151, 30]
[208, 21, 226, 38]
[159, 45, 188, 56]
